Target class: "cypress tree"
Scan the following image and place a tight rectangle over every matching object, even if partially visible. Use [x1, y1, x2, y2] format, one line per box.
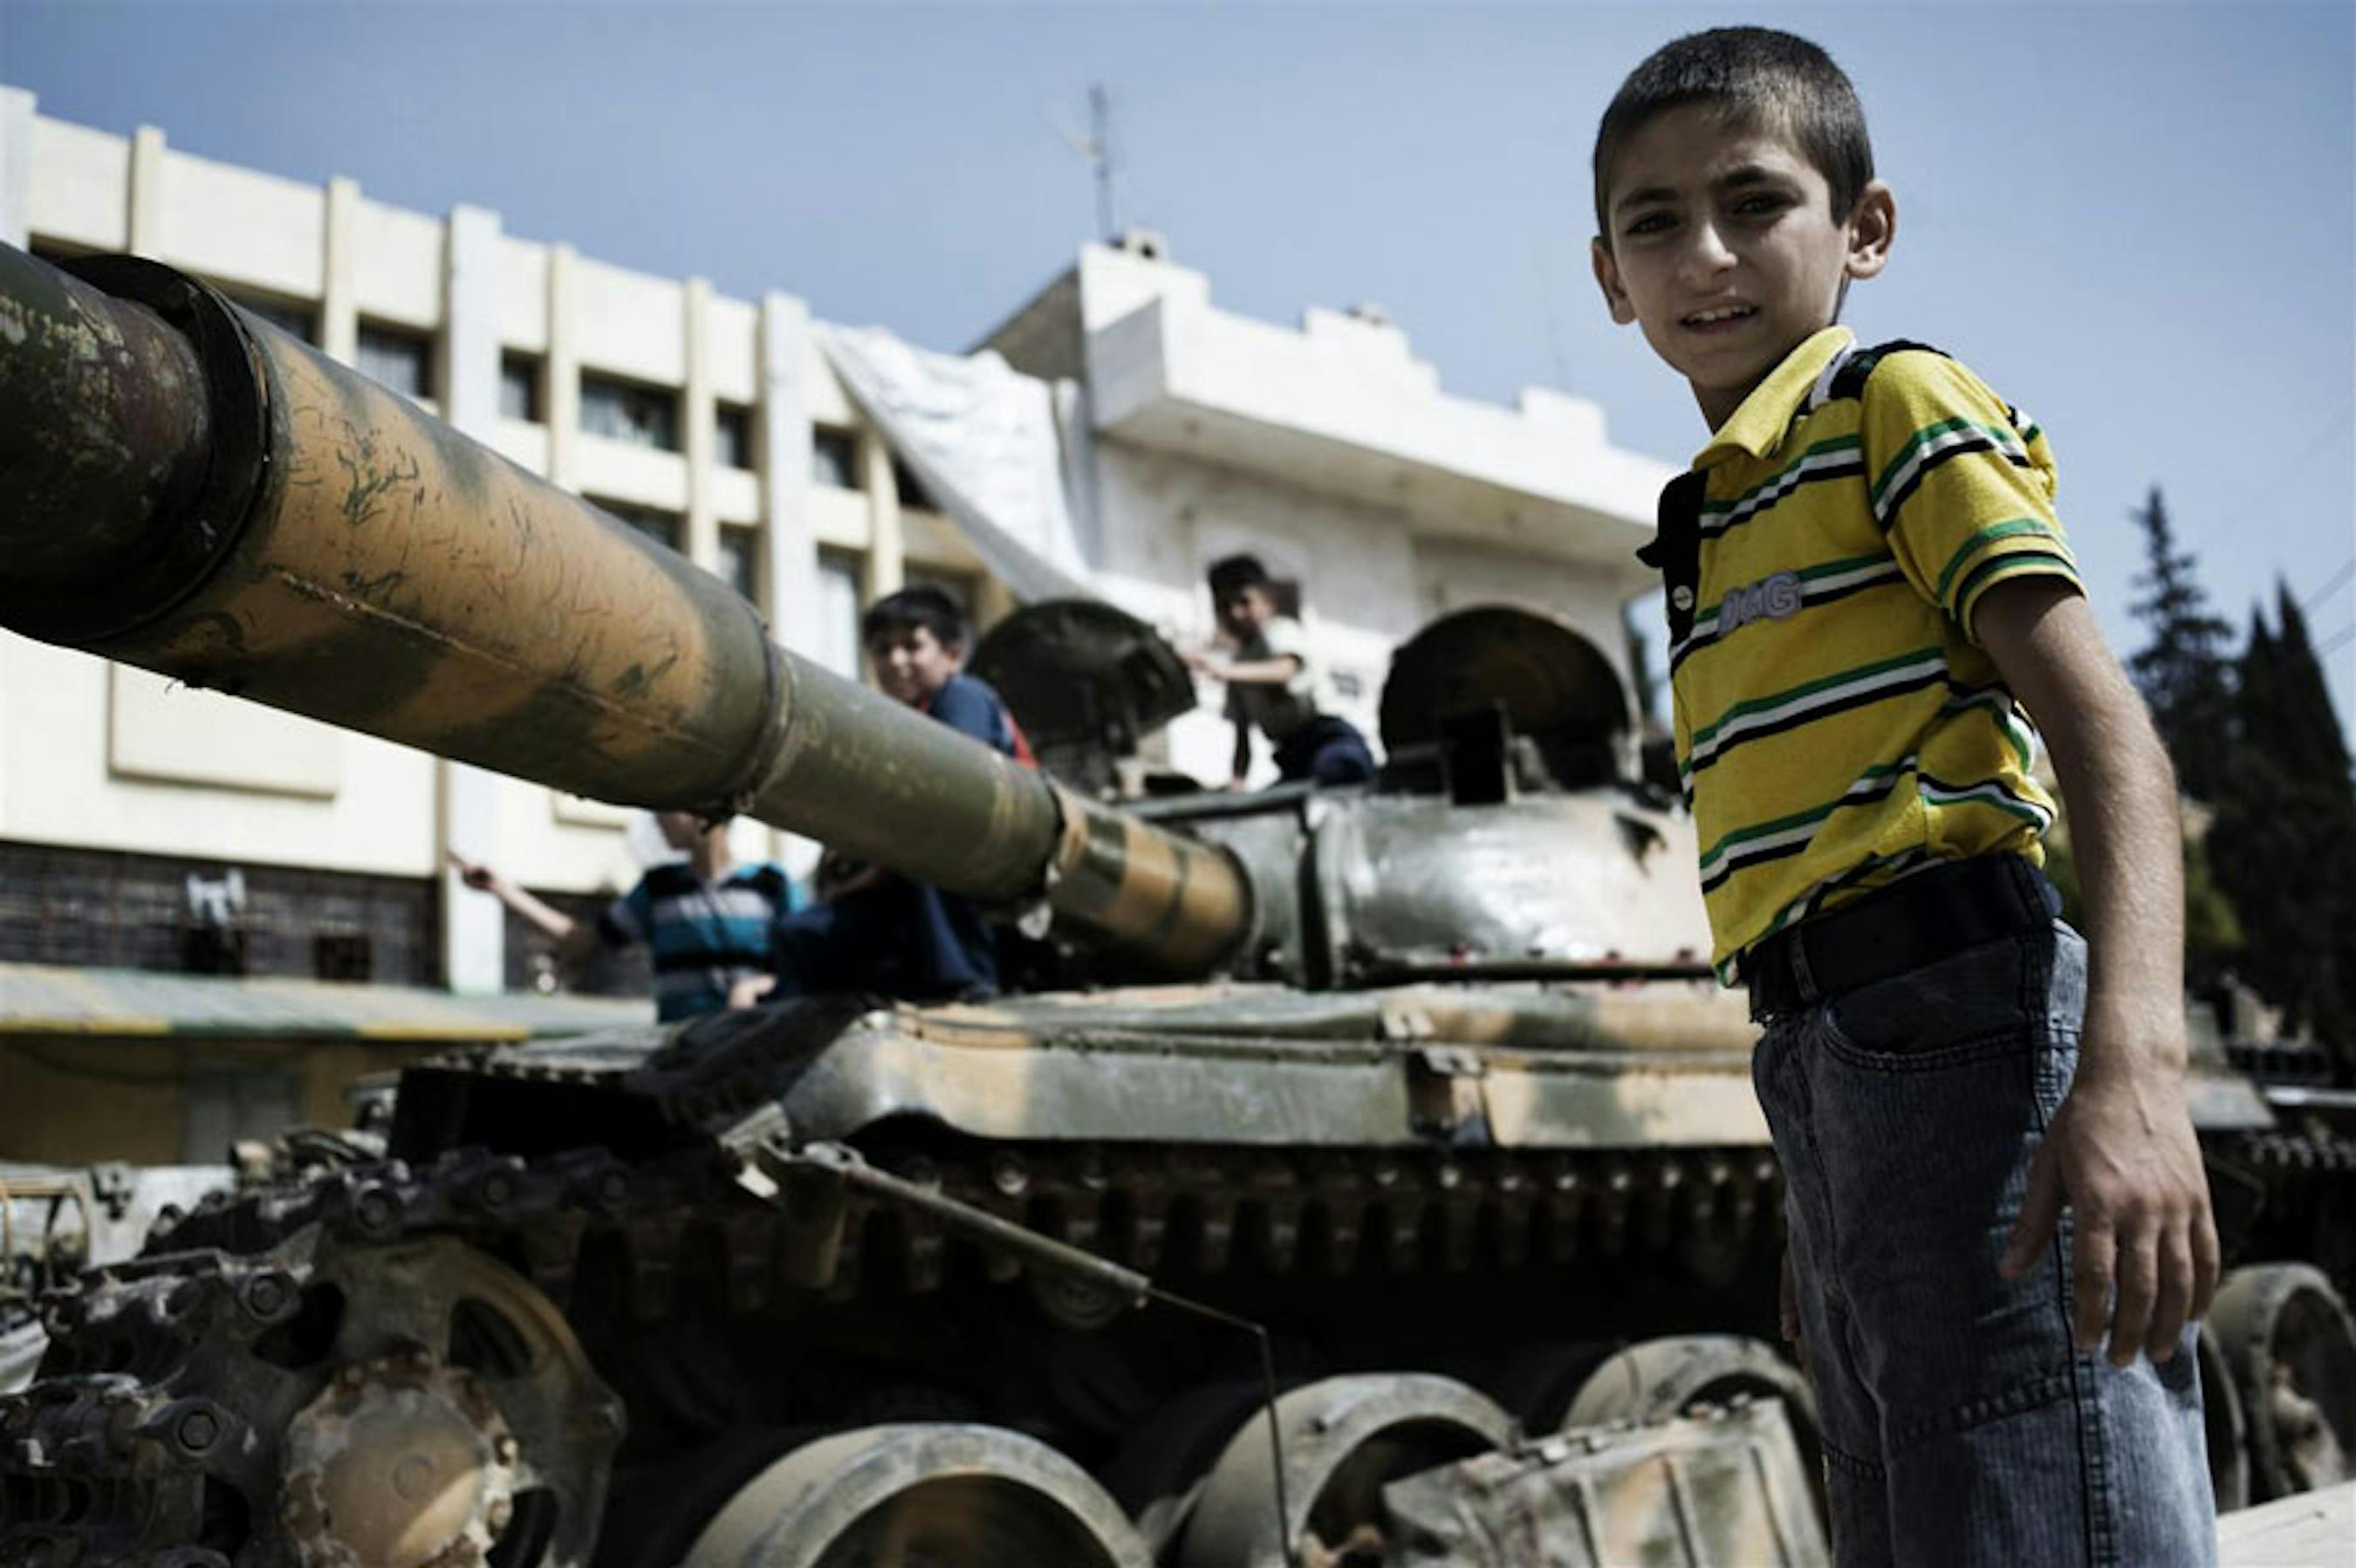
[2127, 487, 2235, 801]
[2209, 584, 2356, 1064]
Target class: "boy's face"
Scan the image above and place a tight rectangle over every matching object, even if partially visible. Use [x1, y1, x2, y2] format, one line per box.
[1215, 584, 1277, 640]
[868, 624, 962, 707]
[1592, 105, 1894, 428]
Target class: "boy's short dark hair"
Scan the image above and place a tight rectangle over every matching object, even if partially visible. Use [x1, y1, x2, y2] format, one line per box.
[1592, 27, 1874, 242]
[1206, 553, 1271, 600]
[861, 585, 966, 650]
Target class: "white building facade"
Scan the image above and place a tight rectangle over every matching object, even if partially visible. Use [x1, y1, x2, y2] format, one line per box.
[0, 86, 1675, 1004]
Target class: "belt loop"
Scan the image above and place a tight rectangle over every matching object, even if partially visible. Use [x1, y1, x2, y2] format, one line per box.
[1788, 926, 1823, 1007]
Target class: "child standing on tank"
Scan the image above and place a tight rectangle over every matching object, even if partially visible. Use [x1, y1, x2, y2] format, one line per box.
[1186, 553, 1375, 788]
[451, 811, 799, 1023]
[1592, 27, 2216, 1563]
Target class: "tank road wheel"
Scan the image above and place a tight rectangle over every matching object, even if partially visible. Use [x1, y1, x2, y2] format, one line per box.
[1102, 1378, 1283, 1556]
[1178, 1374, 1513, 1568]
[1563, 1334, 1817, 1438]
[684, 1423, 1153, 1567]
[2196, 1323, 2250, 1512]
[1562, 1335, 1823, 1520]
[281, 1236, 623, 1568]
[2209, 1263, 2356, 1502]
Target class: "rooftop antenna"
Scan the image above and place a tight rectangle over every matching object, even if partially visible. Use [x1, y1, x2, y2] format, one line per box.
[1050, 85, 1121, 242]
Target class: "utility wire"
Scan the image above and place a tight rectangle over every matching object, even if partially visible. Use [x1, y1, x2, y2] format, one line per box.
[2305, 555, 2356, 614]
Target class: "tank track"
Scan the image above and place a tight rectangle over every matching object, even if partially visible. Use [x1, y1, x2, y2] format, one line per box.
[0, 1132, 1780, 1565]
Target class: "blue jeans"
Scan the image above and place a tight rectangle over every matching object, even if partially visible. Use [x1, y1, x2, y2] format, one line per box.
[1271, 715, 1376, 784]
[1752, 912, 2214, 1565]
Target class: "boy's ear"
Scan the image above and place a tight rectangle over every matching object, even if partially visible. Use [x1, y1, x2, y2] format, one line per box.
[1845, 181, 1897, 281]
[1591, 237, 1637, 325]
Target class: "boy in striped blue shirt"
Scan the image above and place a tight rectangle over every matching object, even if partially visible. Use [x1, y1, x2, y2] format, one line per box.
[453, 811, 801, 1023]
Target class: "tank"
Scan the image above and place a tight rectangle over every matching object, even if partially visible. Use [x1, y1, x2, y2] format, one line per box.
[0, 243, 2348, 1565]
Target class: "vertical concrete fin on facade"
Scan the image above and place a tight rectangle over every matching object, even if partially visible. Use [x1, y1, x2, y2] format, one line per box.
[759, 291, 820, 649]
[683, 276, 718, 570]
[445, 205, 502, 435]
[860, 427, 905, 601]
[545, 243, 579, 490]
[320, 176, 360, 364]
[441, 202, 508, 995]
[0, 87, 34, 250]
[127, 126, 165, 258]
[0, 89, 20, 818]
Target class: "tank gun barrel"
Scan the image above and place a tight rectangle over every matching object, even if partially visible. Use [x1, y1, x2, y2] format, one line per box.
[0, 245, 1247, 969]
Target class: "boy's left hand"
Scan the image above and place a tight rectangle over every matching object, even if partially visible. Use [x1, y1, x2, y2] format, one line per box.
[1999, 1008, 2220, 1367]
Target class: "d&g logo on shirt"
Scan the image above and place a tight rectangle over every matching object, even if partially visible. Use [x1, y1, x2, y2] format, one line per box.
[1716, 571, 1803, 637]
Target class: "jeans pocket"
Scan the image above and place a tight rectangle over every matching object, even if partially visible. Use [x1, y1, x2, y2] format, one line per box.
[1818, 932, 2038, 1070]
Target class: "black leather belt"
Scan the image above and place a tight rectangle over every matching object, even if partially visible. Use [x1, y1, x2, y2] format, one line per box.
[1743, 854, 2058, 1022]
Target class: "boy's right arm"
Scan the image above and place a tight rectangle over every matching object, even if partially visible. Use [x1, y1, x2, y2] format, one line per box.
[449, 851, 600, 965]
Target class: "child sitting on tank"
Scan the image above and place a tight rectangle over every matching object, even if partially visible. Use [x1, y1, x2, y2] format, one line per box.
[1184, 553, 1375, 789]
[735, 586, 1032, 1007]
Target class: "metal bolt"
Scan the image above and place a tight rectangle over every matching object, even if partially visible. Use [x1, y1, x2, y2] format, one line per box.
[175, 1408, 221, 1453]
[485, 1496, 513, 1534]
[352, 1188, 401, 1235]
[337, 1365, 367, 1392]
[242, 1271, 293, 1320]
[990, 1154, 1029, 1196]
[493, 1434, 520, 1467]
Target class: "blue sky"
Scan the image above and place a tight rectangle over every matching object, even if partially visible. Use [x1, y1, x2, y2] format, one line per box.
[6, 1, 2351, 729]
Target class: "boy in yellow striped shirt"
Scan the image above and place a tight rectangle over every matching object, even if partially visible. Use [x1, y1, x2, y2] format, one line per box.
[1592, 28, 2216, 1563]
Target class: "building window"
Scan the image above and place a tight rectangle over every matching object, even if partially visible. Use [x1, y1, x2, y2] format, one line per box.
[224, 291, 316, 345]
[500, 353, 543, 422]
[357, 325, 433, 401]
[816, 549, 864, 679]
[891, 457, 938, 513]
[580, 373, 680, 451]
[595, 499, 682, 552]
[812, 426, 860, 490]
[717, 525, 762, 605]
[715, 404, 754, 470]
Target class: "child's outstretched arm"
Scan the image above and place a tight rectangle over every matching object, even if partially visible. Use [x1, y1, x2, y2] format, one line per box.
[449, 849, 600, 966]
[1977, 578, 2221, 1367]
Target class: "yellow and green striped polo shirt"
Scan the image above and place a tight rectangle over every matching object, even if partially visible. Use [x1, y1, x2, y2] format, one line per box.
[1643, 326, 2082, 979]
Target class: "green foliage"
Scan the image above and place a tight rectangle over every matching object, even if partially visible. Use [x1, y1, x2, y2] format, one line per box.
[2208, 582, 2356, 1062]
[2127, 487, 2236, 802]
[2043, 831, 2243, 997]
[2181, 831, 2244, 986]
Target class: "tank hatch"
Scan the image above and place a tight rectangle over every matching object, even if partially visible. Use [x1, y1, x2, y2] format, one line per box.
[970, 599, 1196, 792]
[1380, 606, 1630, 791]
